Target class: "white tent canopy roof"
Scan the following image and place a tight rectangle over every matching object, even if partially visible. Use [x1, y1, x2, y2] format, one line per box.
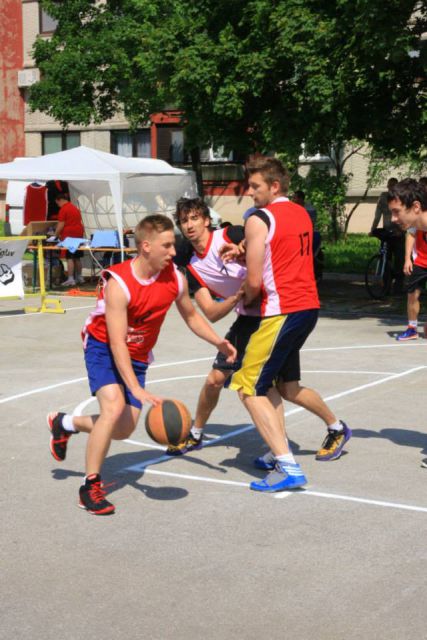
[0, 145, 187, 182]
[0, 146, 196, 248]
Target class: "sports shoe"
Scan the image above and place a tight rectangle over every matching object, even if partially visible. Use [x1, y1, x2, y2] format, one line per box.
[166, 434, 203, 456]
[421, 458, 427, 468]
[396, 327, 418, 341]
[76, 275, 85, 284]
[78, 474, 115, 515]
[62, 277, 76, 287]
[250, 461, 307, 492]
[316, 421, 352, 461]
[253, 451, 275, 470]
[47, 412, 73, 461]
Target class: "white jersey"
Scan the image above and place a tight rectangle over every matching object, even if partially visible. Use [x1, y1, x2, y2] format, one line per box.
[186, 228, 255, 316]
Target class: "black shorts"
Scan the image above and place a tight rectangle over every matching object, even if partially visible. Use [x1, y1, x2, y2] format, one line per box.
[65, 250, 84, 259]
[406, 265, 427, 293]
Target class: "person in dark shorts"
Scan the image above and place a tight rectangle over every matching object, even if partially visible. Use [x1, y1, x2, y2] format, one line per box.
[55, 192, 85, 286]
[396, 227, 427, 341]
[168, 198, 346, 466]
[226, 157, 351, 492]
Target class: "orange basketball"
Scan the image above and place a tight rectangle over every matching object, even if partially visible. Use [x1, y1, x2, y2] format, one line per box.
[145, 399, 192, 446]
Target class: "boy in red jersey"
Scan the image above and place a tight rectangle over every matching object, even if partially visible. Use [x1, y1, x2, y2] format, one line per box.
[55, 193, 85, 286]
[396, 227, 427, 341]
[47, 215, 236, 515]
[226, 158, 351, 492]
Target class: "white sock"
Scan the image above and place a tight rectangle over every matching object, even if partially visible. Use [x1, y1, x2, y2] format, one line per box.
[190, 426, 203, 439]
[409, 320, 418, 328]
[328, 420, 343, 432]
[275, 452, 296, 465]
[62, 414, 77, 433]
[275, 452, 302, 475]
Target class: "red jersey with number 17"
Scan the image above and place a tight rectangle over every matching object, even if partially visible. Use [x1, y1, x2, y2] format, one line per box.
[256, 199, 320, 316]
[82, 258, 184, 362]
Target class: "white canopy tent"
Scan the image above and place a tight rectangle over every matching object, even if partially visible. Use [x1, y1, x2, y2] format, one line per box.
[0, 145, 197, 250]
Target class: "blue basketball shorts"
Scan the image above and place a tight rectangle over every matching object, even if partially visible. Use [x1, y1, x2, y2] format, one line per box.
[84, 335, 149, 409]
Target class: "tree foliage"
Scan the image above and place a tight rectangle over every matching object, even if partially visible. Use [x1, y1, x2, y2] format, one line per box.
[32, 0, 426, 158]
[30, 1, 426, 238]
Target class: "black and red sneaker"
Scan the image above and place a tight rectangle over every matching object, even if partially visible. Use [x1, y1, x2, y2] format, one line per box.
[79, 474, 115, 516]
[47, 412, 73, 461]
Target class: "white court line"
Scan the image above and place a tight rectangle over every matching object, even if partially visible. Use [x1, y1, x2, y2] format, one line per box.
[124, 438, 166, 451]
[137, 468, 427, 513]
[303, 370, 395, 375]
[305, 342, 427, 352]
[123, 364, 426, 471]
[143, 468, 251, 490]
[125, 424, 256, 472]
[0, 359, 213, 405]
[3, 359, 423, 406]
[274, 489, 427, 513]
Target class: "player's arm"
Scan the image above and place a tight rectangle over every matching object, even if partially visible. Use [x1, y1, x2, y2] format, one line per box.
[175, 279, 237, 362]
[243, 214, 268, 305]
[194, 286, 244, 323]
[404, 229, 416, 275]
[104, 277, 162, 406]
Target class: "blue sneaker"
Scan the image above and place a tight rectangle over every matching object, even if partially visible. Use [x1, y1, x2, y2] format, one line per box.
[250, 462, 307, 492]
[253, 452, 275, 470]
[396, 327, 418, 341]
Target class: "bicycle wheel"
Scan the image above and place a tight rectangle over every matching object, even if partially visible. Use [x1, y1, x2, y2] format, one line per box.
[365, 254, 392, 299]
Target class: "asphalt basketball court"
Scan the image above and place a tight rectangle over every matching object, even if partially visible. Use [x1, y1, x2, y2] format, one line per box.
[1, 295, 427, 640]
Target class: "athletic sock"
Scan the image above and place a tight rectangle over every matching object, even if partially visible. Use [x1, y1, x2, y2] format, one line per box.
[275, 452, 296, 464]
[62, 414, 77, 433]
[409, 320, 418, 328]
[328, 420, 343, 432]
[275, 453, 302, 476]
[190, 426, 203, 439]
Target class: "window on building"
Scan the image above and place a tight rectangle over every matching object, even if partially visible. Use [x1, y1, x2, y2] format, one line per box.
[200, 146, 234, 163]
[42, 132, 80, 155]
[157, 127, 185, 164]
[39, 8, 58, 34]
[111, 130, 151, 158]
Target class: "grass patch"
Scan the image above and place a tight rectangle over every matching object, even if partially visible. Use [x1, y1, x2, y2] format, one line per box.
[323, 233, 379, 274]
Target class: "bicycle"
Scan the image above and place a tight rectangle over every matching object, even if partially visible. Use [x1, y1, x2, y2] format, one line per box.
[365, 228, 396, 299]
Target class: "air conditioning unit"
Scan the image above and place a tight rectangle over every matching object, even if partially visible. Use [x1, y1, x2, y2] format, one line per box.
[17, 68, 40, 88]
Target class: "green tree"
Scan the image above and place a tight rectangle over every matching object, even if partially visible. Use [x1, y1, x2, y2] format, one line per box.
[31, 0, 426, 235]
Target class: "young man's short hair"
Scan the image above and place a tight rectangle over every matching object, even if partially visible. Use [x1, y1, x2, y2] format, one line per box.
[134, 214, 174, 245]
[387, 178, 427, 210]
[174, 197, 211, 227]
[246, 157, 289, 194]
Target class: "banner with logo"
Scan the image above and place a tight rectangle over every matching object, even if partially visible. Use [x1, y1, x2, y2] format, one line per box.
[0, 239, 29, 299]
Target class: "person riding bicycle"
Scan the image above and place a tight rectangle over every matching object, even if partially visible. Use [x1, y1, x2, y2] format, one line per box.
[370, 177, 405, 294]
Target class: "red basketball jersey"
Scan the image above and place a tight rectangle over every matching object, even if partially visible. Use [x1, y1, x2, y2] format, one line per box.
[257, 199, 320, 315]
[413, 230, 427, 268]
[82, 258, 184, 362]
[23, 183, 48, 225]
